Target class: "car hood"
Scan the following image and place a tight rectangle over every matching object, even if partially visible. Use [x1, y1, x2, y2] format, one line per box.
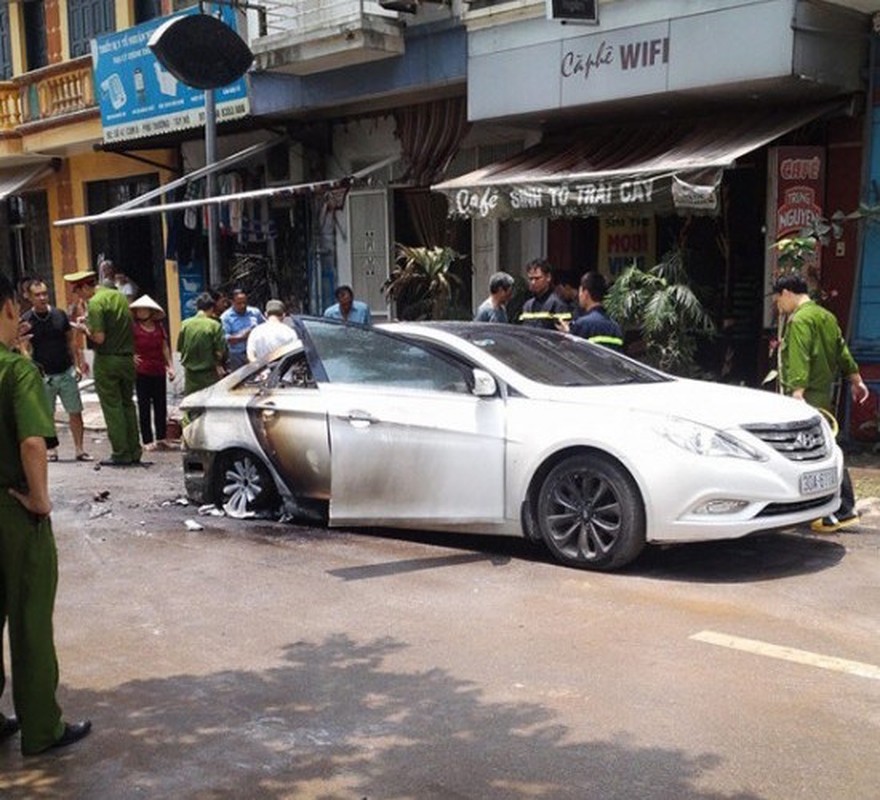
[538, 378, 821, 429]
[178, 370, 249, 407]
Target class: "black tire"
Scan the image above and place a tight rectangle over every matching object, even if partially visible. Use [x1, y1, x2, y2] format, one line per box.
[213, 450, 278, 515]
[535, 453, 645, 570]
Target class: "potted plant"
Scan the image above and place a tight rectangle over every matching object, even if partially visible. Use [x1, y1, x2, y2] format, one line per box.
[384, 244, 462, 320]
[605, 248, 715, 376]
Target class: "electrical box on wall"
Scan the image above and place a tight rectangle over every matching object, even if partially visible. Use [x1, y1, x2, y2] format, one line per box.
[265, 143, 305, 187]
[546, 0, 598, 24]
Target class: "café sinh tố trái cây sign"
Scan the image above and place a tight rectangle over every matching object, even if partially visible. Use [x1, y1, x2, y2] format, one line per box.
[442, 170, 722, 220]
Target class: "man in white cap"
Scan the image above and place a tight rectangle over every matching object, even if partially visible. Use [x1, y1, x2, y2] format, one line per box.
[247, 299, 299, 363]
[64, 270, 142, 467]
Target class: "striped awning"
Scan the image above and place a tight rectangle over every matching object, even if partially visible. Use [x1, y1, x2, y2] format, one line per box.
[433, 104, 839, 219]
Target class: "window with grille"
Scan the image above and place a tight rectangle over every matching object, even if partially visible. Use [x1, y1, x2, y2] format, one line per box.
[68, 0, 115, 59]
[24, 0, 48, 71]
[135, 0, 164, 23]
[0, 2, 11, 79]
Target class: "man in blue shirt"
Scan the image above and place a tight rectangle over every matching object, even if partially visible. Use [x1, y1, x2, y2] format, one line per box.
[221, 289, 265, 371]
[324, 285, 371, 325]
[474, 271, 515, 322]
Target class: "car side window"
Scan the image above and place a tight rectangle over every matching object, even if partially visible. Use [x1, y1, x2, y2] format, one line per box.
[273, 352, 317, 389]
[302, 320, 470, 393]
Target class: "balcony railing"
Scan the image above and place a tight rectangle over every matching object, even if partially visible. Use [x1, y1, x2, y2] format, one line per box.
[0, 82, 22, 133]
[253, 0, 406, 75]
[15, 56, 97, 127]
[261, 0, 400, 35]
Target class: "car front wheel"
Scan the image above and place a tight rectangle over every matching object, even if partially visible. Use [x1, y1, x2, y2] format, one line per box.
[213, 450, 278, 516]
[535, 453, 645, 570]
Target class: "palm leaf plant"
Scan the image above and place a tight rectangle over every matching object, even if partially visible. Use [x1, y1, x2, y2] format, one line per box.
[605, 249, 715, 376]
[384, 244, 462, 320]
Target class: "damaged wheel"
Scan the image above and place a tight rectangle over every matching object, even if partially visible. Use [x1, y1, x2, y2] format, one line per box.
[214, 450, 278, 516]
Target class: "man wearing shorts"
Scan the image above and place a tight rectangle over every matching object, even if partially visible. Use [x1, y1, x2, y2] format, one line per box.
[21, 280, 92, 462]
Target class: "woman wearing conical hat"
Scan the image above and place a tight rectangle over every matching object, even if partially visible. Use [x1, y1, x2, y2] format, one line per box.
[130, 295, 175, 451]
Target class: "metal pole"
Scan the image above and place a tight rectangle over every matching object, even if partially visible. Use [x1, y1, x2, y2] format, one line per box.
[205, 88, 221, 287]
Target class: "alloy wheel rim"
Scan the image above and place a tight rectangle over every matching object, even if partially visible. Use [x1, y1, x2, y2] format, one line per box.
[546, 469, 621, 561]
[222, 457, 263, 516]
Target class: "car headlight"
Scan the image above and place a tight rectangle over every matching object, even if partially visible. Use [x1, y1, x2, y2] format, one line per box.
[660, 416, 767, 461]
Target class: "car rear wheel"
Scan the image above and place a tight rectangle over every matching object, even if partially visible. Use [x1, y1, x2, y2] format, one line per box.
[535, 453, 645, 570]
[214, 450, 278, 516]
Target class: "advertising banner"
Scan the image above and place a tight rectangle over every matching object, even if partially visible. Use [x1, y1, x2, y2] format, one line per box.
[179, 261, 205, 322]
[597, 217, 656, 278]
[763, 146, 826, 324]
[92, 4, 249, 144]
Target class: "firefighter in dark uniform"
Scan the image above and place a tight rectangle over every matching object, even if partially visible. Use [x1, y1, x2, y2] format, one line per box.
[560, 271, 625, 351]
[0, 272, 91, 755]
[518, 258, 572, 329]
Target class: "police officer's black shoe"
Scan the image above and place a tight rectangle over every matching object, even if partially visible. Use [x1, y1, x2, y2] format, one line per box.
[51, 720, 92, 750]
[0, 715, 20, 740]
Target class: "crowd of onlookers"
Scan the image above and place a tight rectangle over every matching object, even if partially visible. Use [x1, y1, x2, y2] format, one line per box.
[13, 254, 627, 464]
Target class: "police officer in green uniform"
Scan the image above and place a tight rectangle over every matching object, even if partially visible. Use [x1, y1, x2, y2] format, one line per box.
[65, 270, 142, 466]
[0, 272, 91, 755]
[177, 292, 228, 396]
[773, 272, 870, 533]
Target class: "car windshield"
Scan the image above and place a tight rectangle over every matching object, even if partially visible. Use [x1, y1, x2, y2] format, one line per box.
[430, 323, 670, 387]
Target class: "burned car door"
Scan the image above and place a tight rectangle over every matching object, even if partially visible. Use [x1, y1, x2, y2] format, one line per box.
[248, 349, 332, 500]
[300, 319, 506, 525]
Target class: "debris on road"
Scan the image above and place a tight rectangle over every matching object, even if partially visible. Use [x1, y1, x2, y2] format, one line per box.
[198, 504, 226, 516]
[184, 519, 204, 531]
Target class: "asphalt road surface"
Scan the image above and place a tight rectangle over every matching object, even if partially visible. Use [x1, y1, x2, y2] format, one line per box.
[1, 447, 878, 799]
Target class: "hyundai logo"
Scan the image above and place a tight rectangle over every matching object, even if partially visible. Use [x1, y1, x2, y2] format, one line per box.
[794, 430, 822, 450]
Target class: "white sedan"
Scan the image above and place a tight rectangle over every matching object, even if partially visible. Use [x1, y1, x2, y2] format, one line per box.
[180, 318, 842, 570]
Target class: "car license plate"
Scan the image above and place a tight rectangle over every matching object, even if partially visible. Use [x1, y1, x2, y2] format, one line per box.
[799, 467, 837, 496]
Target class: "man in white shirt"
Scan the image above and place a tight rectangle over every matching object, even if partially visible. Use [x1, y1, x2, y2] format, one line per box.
[247, 299, 299, 362]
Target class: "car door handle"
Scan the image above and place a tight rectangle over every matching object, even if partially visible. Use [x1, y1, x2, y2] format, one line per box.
[347, 410, 376, 428]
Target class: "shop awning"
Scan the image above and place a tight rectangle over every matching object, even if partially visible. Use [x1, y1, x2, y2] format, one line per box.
[0, 161, 56, 202]
[433, 104, 840, 219]
[54, 155, 398, 227]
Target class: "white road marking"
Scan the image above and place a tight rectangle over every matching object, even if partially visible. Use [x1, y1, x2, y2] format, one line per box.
[690, 630, 880, 680]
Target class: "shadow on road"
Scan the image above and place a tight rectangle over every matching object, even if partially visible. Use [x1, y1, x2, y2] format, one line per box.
[0, 635, 764, 800]
[626, 531, 846, 584]
[302, 525, 845, 586]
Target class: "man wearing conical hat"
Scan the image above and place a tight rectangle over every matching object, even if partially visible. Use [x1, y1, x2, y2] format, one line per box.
[64, 271, 143, 467]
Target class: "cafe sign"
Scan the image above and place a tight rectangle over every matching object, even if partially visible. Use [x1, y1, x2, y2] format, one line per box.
[441, 170, 720, 220]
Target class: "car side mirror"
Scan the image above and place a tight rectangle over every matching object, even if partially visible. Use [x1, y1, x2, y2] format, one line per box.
[472, 368, 497, 397]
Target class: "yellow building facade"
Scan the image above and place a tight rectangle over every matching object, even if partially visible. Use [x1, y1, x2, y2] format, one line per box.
[0, 0, 180, 331]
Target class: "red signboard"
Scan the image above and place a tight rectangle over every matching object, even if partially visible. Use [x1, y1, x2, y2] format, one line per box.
[769, 145, 826, 275]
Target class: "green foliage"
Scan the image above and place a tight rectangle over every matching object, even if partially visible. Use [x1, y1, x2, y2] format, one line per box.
[772, 235, 819, 274]
[384, 244, 462, 321]
[605, 249, 715, 376]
